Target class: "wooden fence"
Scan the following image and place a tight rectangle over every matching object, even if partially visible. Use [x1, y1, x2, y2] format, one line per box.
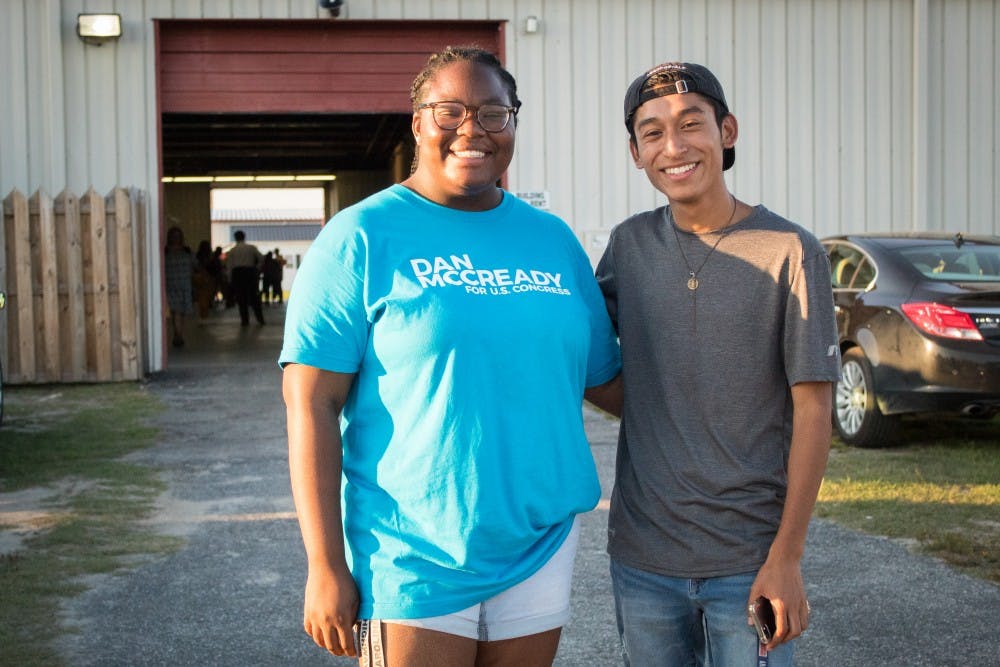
[1, 187, 147, 383]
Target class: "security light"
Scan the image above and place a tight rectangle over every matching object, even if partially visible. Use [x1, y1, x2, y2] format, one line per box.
[77, 13, 122, 45]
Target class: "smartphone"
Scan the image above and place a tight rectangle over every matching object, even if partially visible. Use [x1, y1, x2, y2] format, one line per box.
[748, 596, 776, 645]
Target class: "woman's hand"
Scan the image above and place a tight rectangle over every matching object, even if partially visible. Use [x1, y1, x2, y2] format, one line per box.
[303, 564, 360, 656]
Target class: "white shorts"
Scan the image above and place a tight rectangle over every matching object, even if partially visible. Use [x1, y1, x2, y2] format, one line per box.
[381, 517, 580, 642]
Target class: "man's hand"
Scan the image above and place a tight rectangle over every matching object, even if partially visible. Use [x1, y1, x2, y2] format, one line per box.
[748, 556, 810, 650]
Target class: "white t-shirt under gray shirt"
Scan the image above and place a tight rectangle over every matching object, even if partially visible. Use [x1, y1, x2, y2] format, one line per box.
[596, 204, 841, 578]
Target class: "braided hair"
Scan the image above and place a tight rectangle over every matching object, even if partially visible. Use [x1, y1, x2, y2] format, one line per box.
[409, 45, 520, 111]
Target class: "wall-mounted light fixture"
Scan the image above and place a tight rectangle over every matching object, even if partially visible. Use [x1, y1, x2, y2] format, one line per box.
[524, 15, 540, 34]
[318, 0, 344, 17]
[77, 13, 122, 45]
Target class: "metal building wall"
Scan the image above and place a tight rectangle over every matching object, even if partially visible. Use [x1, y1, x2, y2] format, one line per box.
[0, 0, 997, 371]
[555, 0, 995, 253]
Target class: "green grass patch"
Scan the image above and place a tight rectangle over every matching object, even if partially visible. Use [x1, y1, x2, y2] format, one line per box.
[817, 416, 1000, 583]
[1, 384, 163, 490]
[0, 384, 183, 666]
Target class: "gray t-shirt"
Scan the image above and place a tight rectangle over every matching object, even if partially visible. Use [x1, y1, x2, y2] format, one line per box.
[596, 204, 841, 578]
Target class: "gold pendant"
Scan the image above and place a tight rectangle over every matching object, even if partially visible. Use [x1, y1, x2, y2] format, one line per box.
[687, 275, 699, 290]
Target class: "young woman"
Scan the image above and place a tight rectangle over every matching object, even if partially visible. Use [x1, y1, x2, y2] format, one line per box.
[163, 226, 195, 347]
[280, 47, 621, 666]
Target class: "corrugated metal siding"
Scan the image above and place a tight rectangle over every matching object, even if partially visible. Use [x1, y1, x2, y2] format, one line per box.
[212, 208, 324, 222]
[1, 0, 997, 370]
[1, 1, 29, 190]
[229, 224, 323, 242]
[929, 0, 997, 236]
[2, 1, 996, 227]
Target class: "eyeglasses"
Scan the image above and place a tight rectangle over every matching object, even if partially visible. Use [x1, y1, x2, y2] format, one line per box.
[417, 101, 519, 133]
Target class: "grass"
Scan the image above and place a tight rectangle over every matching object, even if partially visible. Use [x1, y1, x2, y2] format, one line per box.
[816, 416, 1000, 583]
[0, 383, 183, 666]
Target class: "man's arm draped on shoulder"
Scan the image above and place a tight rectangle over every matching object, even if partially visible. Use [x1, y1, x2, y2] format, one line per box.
[585, 374, 623, 418]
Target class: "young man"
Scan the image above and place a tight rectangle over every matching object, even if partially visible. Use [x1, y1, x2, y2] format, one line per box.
[225, 230, 265, 326]
[593, 62, 840, 666]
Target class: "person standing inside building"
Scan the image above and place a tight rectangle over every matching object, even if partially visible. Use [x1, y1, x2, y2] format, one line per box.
[270, 247, 286, 304]
[280, 46, 621, 666]
[226, 230, 265, 326]
[213, 246, 231, 307]
[261, 251, 277, 305]
[193, 240, 218, 321]
[164, 226, 195, 347]
[590, 62, 840, 666]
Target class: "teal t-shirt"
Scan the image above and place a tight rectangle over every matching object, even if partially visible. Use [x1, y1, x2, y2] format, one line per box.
[279, 184, 621, 619]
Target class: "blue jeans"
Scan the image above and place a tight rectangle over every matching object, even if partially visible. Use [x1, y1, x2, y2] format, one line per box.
[610, 559, 794, 667]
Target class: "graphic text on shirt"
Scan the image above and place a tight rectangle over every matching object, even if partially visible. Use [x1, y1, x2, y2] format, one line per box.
[409, 253, 571, 296]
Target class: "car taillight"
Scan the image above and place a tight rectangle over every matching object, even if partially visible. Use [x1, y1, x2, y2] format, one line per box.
[900, 302, 984, 340]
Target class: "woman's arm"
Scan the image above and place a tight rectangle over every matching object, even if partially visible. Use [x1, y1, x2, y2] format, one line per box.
[283, 363, 359, 656]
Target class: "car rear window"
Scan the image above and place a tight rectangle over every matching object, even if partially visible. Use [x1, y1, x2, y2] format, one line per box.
[895, 244, 1000, 282]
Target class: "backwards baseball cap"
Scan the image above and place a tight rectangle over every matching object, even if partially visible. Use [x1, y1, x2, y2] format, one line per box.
[623, 62, 735, 170]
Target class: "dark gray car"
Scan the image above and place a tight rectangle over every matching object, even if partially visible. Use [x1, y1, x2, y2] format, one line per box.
[822, 233, 1000, 447]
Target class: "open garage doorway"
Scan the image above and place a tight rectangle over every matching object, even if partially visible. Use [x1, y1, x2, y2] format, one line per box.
[210, 186, 328, 304]
[159, 110, 413, 360]
[155, 18, 504, 365]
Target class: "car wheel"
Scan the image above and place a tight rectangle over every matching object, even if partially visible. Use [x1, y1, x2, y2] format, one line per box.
[833, 347, 900, 448]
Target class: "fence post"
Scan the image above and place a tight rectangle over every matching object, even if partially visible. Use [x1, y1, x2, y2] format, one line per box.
[81, 188, 113, 381]
[6, 189, 35, 382]
[56, 189, 87, 382]
[129, 187, 148, 376]
[0, 191, 9, 381]
[33, 190, 62, 381]
[105, 190, 123, 381]
[112, 188, 140, 379]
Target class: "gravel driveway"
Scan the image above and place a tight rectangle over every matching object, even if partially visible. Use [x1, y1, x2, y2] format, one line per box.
[54, 308, 999, 666]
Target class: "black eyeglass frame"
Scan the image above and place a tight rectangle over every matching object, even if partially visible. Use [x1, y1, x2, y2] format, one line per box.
[417, 101, 521, 133]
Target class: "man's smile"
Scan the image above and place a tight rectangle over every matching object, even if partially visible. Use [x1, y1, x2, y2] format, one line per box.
[664, 162, 697, 176]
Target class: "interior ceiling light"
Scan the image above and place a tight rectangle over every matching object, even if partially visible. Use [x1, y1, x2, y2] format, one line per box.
[162, 175, 336, 183]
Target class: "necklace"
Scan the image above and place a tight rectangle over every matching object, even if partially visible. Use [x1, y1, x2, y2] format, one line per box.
[669, 196, 738, 290]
